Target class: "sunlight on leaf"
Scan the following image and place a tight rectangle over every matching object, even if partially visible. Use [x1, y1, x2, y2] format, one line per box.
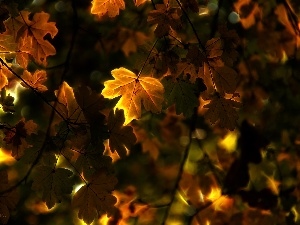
[218, 131, 238, 153]
[206, 186, 221, 202]
[0, 149, 15, 165]
[102, 67, 164, 124]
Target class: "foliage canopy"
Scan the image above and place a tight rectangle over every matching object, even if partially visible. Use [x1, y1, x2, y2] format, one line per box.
[0, 0, 300, 224]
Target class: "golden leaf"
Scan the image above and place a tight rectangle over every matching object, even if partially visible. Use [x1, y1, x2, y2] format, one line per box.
[102, 67, 164, 124]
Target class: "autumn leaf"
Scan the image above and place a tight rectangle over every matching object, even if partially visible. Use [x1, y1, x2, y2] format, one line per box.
[0, 34, 16, 53]
[0, 170, 19, 225]
[4, 11, 58, 65]
[147, 4, 182, 37]
[107, 109, 136, 158]
[54, 82, 86, 124]
[162, 76, 201, 118]
[72, 171, 118, 224]
[32, 166, 75, 209]
[91, 0, 125, 18]
[3, 119, 38, 159]
[200, 64, 238, 95]
[74, 144, 113, 180]
[204, 94, 241, 130]
[21, 70, 48, 92]
[102, 67, 164, 124]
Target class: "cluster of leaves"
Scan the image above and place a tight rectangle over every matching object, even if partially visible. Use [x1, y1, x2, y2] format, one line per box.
[0, 0, 299, 224]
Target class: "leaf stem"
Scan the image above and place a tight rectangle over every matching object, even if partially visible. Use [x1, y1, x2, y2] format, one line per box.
[137, 39, 158, 78]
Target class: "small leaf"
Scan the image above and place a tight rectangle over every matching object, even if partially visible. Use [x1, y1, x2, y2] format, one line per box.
[108, 109, 137, 158]
[72, 171, 118, 224]
[32, 166, 75, 209]
[204, 94, 241, 130]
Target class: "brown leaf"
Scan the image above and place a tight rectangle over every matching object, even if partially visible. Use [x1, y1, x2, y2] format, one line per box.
[72, 171, 118, 224]
[147, 4, 182, 37]
[108, 109, 137, 158]
[204, 94, 241, 130]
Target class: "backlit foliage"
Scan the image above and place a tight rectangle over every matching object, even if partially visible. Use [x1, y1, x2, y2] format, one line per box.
[0, 0, 299, 224]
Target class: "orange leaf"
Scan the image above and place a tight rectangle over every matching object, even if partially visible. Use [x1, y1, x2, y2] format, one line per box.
[91, 0, 125, 18]
[102, 67, 164, 124]
[21, 70, 48, 92]
[4, 11, 58, 65]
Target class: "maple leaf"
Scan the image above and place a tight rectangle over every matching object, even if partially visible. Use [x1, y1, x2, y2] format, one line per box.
[205, 38, 224, 68]
[147, 4, 182, 37]
[91, 0, 125, 18]
[200, 64, 238, 95]
[21, 70, 48, 92]
[107, 109, 136, 158]
[102, 67, 164, 124]
[54, 82, 86, 124]
[0, 170, 19, 225]
[162, 76, 201, 118]
[204, 94, 241, 130]
[3, 119, 38, 159]
[72, 171, 118, 224]
[32, 166, 75, 209]
[4, 11, 58, 65]
[74, 144, 113, 180]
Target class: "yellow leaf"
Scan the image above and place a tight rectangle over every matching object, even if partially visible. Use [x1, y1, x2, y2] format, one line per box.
[102, 67, 164, 124]
[91, 0, 125, 18]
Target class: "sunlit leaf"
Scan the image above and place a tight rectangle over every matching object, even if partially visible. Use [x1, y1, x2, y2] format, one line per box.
[102, 67, 164, 124]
